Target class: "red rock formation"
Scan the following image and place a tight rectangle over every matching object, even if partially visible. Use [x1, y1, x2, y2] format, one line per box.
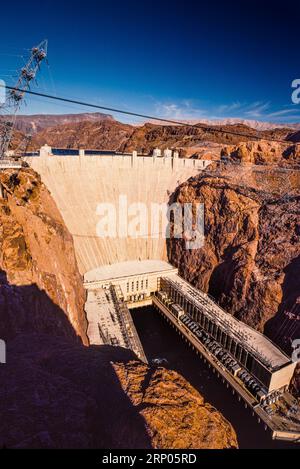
[119, 123, 260, 154]
[31, 120, 134, 151]
[14, 112, 114, 134]
[168, 164, 300, 354]
[221, 140, 300, 167]
[113, 361, 238, 449]
[0, 168, 87, 343]
[0, 338, 238, 448]
[9, 117, 298, 160]
[286, 130, 300, 143]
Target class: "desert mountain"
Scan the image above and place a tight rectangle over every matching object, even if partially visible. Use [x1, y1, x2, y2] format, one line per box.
[146, 118, 300, 131]
[32, 119, 134, 150]
[21, 119, 298, 156]
[118, 123, 294, 155]
[13, 112, 114, 134]
[4, 111, 299, 156]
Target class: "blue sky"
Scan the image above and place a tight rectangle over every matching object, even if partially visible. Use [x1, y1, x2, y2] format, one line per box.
[0, 0, 299, 123]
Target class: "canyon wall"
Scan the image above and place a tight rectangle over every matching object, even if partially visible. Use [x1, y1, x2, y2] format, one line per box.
[167, 164, 300, 353]
[26, 118, 298, 154]
[0, 167, 87, 343]
[113, 361, 238, 449]
[32, 120, 133, 150]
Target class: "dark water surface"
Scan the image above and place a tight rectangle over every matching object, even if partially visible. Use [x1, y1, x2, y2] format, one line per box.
[131, 306, 298, 449]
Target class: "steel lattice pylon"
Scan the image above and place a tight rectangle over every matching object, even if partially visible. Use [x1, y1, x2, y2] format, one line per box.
[0, 39, 48, 159]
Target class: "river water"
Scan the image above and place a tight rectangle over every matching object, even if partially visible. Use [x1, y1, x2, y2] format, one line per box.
[131, 306, 297, 449]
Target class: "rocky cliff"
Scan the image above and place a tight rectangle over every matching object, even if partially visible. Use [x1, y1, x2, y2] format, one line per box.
[0, 167, 87, 343]
[114, 361, 238, 449]
[13, 119, 299, 156]
[118, 123, 294, 155]
[0, 339, 238, 448]
[31, 120, 134, 151]
[221, 140, 300, 167]
[167, 162, 300, 355]
[13, 112, 114, 134]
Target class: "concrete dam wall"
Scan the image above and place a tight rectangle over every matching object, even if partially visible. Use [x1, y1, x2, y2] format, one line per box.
[26, 154, 210, 274]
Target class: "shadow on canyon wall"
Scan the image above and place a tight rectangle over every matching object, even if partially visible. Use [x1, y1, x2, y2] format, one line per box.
[0, 269, 152, 449]
[264, 255, 300, 353]
[0, 269, 80, 343]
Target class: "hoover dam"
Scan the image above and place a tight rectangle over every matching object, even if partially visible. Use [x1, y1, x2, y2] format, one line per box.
[23, 148, 300, 443]
[26, 149, 210, 273]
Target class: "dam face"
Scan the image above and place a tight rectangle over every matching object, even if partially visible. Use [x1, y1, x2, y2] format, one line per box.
[26, 154, 210, 274]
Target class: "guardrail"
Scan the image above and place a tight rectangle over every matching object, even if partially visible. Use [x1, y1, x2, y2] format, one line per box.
[0, 159, 22, 169]
[110, 284, 148, 363]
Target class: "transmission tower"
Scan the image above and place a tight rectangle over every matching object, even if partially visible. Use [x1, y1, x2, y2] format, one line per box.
[0, 40, 48, 159]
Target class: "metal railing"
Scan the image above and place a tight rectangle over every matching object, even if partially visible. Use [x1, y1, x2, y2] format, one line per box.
[110, 284, 147, 363]
[0, 159, 22, 168]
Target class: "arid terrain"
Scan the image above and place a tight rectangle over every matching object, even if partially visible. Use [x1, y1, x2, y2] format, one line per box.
[8, 113, 300, 159]
[10, 112, 114, 134]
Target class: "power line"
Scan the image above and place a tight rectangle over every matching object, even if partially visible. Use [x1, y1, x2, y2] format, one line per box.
[0, 84, 295, 144]
[0, 41, 48, 158]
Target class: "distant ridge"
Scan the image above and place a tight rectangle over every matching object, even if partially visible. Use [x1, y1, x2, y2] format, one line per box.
[13, 112, 114, 134]
[144, 117, 300, 131]
[7, 112, 300, 152]
[12, 112, 300, 134]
